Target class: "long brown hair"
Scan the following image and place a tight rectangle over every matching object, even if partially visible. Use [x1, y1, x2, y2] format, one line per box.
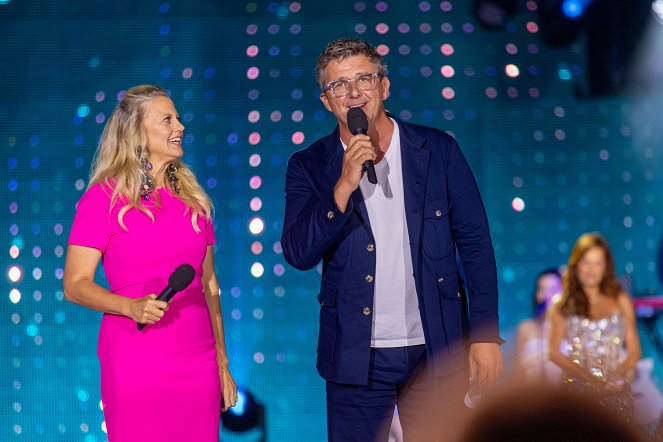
[89, 85, 212, 231]
[560, 232, 621, 317]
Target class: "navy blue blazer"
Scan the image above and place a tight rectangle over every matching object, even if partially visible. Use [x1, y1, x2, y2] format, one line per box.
[281, 116, 501, 385]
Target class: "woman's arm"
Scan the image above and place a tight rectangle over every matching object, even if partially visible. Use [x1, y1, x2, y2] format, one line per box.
[548, 301, 604, 388]
[201, 245, 237, 411]
[63, 244, 167, 324]
[617, 292, 642, 379]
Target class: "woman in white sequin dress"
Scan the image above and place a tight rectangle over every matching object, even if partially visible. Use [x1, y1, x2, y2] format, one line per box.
[549, 232, 641, 420]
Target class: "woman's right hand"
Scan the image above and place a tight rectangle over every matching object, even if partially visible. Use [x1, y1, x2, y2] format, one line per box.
[127, 294, 169, 324]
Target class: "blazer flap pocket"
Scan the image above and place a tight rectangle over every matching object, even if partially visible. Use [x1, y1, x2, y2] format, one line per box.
[317, 285, 337, 307]
[436, 270, 461, 299]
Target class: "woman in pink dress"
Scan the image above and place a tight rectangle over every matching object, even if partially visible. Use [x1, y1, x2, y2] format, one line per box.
[63, 85, 237, 441]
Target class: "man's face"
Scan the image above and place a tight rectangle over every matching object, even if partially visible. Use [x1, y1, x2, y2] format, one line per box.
[319, 54, 390, 131]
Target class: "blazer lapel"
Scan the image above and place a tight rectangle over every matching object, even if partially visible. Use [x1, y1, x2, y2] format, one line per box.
[398, 119, 430, 267]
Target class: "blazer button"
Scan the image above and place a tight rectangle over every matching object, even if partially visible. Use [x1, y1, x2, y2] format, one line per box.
[327, 211, 334, 220]
[437, 277, 444, 283]
[363, 307, 371, 316]
[457, 292, 461, 298]
[367, 243, 375, 252]
[435, 209, 442, 217]
[364, 274, 374, 283]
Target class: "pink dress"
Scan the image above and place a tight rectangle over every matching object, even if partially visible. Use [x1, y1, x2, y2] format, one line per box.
[68, 183, 221, 441]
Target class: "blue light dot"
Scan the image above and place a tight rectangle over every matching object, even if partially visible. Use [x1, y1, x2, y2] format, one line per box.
[268, 46, 280, 56]
[8, 157, 17, 169]
[502, 266, 515, 283]
[26, 325, 38, 337]
[291, 67, 302, 78]
[399, 66, 411, 77]
[8, 180, 18, 191]
[227, 133, 239, 144]
[30, 180, 40, 192]
[77, 389, 90, 402]
[160, 24, 170, 35]
[89, 57, 100, 68]
[74, 157, 85, 168]
[77, 105, 90, 118]
[290, 45, 302, 56]
[271, 133, 282, 144]
[55, 311, 65, 324]
[159, 2, 170, 13]
[30, 135, 39, 146]
[30, 157, 40, 168]
[161, 68, 171, 79]
[204, 67, 215, 79]
[227, 154, 239, 166]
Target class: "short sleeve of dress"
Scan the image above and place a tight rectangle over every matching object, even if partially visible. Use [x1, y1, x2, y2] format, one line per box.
[204, 216, 216, 246]
[68, 183, 114, 254]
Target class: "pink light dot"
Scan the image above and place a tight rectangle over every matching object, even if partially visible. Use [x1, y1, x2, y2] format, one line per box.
[291, 110, 303, 122]
[95, 91, 105, 102]
[507, 87, 519, 98]
[274, 264, 285, 276]
[555, 129, 566, 140]
[376, 44, 390, 56]
[526, 1, 538, 11]
[250, 197, 263, 211]
[506, 43, 518, 55]
[291, 131, 305, 145]
[182, 68, 193, 79]
[398, 23, 410, 33]
[512, 197, 525, 212]
[486, 87, 498, 98]
[246, 45, 259, 57]
[462, 23, 475, 33]
[441, 87, 455, 99]
[528, 44, 539, 54]
[440, 44, 454, 56]
[270, 111, 282, 122]
[441, 23, 453, 33]
[248, 132, 261, 145]
[247, 67, 260, 80]
[249, 154, 261, 167]
[526, 22, 539, 33]
[441, 65, 455, 78]
[376, 23, 389, 34]
[289, 2, 301, 12]
[251, 241, 263, 255]
[440, 1, 453, 12]
[253, 352, 265, 364]
[528, 88, 540, 98]
[248, 110, 260, 123]
[232, 309, 241, 320]
[376, 1, 389, 12]
[505, 64, 520, 78]
[95, 113, 105, 124]
[513, 176, 523, 188]
[399, 45, 411, 55]
[419, 23, 432, 33]
[246, 24, 258, 35]
[249, 176, 262, 189]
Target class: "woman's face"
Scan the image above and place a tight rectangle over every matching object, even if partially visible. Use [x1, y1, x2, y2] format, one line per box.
[535, 273, 562, 305]
[576, 246, 607, 290]
[143, 96, 184, 171]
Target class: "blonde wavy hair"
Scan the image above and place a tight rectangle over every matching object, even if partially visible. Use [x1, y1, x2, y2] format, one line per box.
[88, 85, 212, 232]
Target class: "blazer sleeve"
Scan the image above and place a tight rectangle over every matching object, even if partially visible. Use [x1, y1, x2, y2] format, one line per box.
[281, 152, 353, 271]
[445, 138, 502, 344]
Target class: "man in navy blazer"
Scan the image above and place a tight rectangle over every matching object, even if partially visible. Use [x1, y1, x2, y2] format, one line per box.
[281, 38, 503, 441]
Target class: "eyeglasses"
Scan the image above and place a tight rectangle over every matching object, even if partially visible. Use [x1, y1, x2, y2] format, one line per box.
[322, 72, 383, 98]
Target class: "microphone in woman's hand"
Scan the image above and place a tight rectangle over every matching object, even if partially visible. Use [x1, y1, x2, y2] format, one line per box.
[137, 263, 195, 331]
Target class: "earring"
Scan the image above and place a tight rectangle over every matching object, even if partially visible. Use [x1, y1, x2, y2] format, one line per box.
[167, 163, 181, 194]
[138, 146, 154, 200]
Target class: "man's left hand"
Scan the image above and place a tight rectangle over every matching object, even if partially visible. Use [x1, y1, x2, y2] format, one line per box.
[468, 342, 502, 397]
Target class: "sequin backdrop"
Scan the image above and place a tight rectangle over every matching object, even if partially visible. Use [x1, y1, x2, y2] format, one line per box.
[3, 1, 663, 440]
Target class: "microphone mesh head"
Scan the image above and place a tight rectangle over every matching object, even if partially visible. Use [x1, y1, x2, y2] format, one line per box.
[168, 263, 196, 291]
[347, 107, 368, 134]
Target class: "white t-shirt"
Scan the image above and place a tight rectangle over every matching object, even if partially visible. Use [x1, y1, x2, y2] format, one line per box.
[344, 119, 426, 347]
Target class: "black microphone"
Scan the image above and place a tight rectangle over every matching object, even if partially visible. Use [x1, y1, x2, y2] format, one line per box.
[137, 263, 196, 331]
[347, 107, 378, 184]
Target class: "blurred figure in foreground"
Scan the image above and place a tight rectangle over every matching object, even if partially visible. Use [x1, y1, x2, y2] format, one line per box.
[460, 383, 642, 442]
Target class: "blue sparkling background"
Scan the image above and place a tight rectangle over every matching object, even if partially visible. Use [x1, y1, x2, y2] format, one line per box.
[3, 0, 663, 440]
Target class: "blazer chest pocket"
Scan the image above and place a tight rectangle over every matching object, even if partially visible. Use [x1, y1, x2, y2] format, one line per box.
[422, 198, 453, 259]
